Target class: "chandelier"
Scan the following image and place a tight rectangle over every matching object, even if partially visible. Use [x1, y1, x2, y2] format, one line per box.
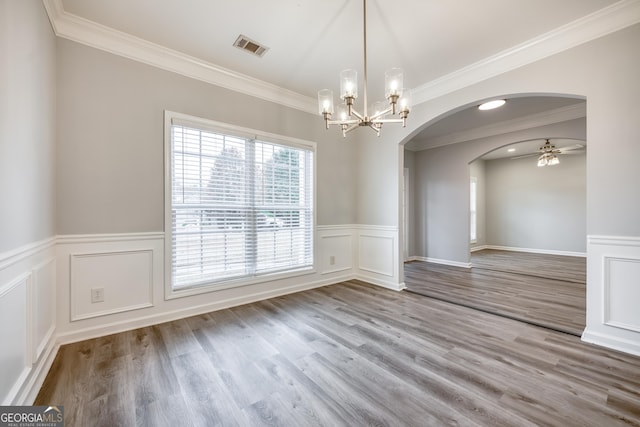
[317, 0, 411, 137]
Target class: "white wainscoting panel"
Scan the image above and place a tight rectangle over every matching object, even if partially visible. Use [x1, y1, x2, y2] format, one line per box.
[355, 226, 404, 291]
[603, 256, 640, 333]
[318, 228, 353, 275]
[0, 237, 57, 405]
[0, 275, 30, 405]
[359, 234, 394, 277]
[583, 235, 640, 356]
[70, 250, 154, 321]
[33, 259, 56, 361]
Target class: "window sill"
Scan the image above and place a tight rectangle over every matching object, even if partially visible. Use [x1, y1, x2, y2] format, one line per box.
[165, 266, 316, 301]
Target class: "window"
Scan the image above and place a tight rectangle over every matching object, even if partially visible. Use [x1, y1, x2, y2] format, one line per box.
[470, 176, 477, 243]
[165, 112, 314, 296]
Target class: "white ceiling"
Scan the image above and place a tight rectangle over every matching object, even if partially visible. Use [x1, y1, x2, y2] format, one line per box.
[54, 0, 629, 149]
[60, 0, 618, 99]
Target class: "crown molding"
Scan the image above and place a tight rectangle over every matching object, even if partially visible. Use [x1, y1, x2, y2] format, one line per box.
[412, 0, 640, 105]
[43, 0, 640, 113]
[407, 102, 586, 151]
[41, 0, 318, 114]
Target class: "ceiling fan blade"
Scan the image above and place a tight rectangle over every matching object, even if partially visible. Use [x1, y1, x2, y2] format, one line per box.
[558, 144, 585, 153]
[510, 153, 540, 160]
[560, 149, 586, 155]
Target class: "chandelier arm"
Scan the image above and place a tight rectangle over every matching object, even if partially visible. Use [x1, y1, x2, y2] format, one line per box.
[344, 123, 360, 135]
[374, 118, 402, 123]
[349, 107, 366, 122]
[369, 106, 394, 122]
[327, 118, 359, 126]
[367, 123, 381, 136]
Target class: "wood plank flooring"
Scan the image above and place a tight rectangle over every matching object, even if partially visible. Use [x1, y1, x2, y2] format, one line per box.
[471, 249, 586, 283]
[36, 280, 639, 427]
[405, 251, 586, 336]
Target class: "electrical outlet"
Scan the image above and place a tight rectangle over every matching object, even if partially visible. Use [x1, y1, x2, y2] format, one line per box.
[329, 255, 335, 265]
[91, 287, 104, 303]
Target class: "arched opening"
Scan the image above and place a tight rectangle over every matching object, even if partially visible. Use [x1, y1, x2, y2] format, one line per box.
[401, 94, 587, 335]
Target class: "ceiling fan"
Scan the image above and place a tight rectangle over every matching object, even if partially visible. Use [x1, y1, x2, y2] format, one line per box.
[510, 138, 585, 167]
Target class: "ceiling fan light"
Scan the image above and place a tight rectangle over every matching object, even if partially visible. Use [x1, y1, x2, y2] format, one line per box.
[478, 99, 506, 111]
[548, 155, 560, 166]
[537, 157, 547, 167]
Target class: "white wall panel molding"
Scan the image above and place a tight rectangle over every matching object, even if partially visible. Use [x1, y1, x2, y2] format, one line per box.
[318, 232, 354, 275]
[41, 0, 316, 114]
[0, 275, 31, 405]
[70, 250, 154, 321]
[358, 235, 395, 277]
[0, 237, 57, 405]
[57, 233, 164, 327]
[32, 258, 56, 362]
[583, 235, 640, 356]
[0, 237, 56, 272]
[355, 226, 404, 291]
[57, 231, 165, 244]
[603, 256, 640, 333]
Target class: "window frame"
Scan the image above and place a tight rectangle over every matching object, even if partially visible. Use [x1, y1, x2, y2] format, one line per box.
[164, 111, 317, 300]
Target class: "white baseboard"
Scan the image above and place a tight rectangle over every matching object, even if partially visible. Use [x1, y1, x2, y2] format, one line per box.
[477, 245, 586, 257]
[408, 256, 472, 269]
[20, 334, 59, 405]
[356, 273, 406, 291]
[582, 329, 640, 357]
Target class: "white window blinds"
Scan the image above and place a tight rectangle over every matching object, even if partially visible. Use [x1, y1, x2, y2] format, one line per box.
[169, 119, 314, 290]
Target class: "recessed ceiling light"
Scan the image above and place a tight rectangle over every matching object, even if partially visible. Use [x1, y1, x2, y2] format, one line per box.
[478, 99, 506, 111]
[507, 148, 516, 152]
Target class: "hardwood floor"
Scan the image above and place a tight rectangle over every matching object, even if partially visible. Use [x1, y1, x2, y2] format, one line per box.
[471, 249, 586, 283]
[405, 251, 586, 336]
[36, 280, 639, 427]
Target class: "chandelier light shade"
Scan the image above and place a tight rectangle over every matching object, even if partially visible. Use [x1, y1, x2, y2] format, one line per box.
[318, 0, 411, 137]
[318, 89, 334, 115]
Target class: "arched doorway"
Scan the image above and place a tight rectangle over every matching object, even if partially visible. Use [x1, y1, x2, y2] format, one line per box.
[401, 95, 587, 335]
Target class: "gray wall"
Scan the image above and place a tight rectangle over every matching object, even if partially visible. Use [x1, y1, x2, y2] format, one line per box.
[485, 153, 586, 253]
[403, 150, 416, 257]
[409, 119, 585, 263]
[357, 23, 640, 244]
[56, 39, 356, 235]
[469, 160, 486, 249]
[0, 1, 56, 253]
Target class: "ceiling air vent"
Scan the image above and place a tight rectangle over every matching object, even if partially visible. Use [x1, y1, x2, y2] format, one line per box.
[233, 35, 269, 57]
